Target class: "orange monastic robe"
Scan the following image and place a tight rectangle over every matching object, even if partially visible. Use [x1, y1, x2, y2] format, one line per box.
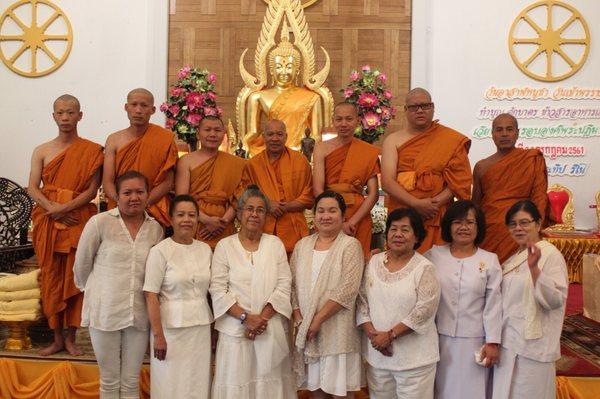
[385, 122, 472, 253]
[479, 148, 548, 263]
[240, 148, 313, 253]
[325, 138, 381, 257]
[31, 138, 103, 329]
[190, 151, 246, 249]
[108, 124, 178, 227]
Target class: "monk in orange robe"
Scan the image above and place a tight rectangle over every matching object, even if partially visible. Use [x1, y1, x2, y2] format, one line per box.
[103, 88, 177, 227]
[239, 119, 313, 253]
[473, 113, 548, 263]
[382, 88, 472, 253]
[28, 95, 103, 356]
[176, 116, 246, 248]
[313, 103, 380, 257]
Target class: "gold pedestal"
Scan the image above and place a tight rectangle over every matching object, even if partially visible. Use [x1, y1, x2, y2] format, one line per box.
[544, 233, 600, 283]
[2, 321, 33, 351]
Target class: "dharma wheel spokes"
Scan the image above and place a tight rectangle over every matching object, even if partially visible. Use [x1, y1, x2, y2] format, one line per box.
[0, 0, 73, 77]
[508, 0, 589, 82]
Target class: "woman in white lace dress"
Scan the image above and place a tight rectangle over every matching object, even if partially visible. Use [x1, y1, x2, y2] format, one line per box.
[291, 191, 365, 398]
[357, 207, 440, 399]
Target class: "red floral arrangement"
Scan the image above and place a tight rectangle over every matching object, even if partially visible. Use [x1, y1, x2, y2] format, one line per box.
[341, 65, 396, 143]
[161, 66, 222, 147]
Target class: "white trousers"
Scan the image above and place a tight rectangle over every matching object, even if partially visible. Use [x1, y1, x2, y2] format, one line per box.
[492, 347, 556, 399]
[367, 363, 436, 399]
[89, 326, 149, 399]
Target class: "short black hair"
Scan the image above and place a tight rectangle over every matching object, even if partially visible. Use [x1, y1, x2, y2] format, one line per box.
[505, 199, 542, 225]
[385, 207, 427, 250]
[199, 115, 224, 128]
[440, 200, 486, 245]
[314, 190, 346, 215]
[169, 194, 199, 217]
[115, 170, 149, 194]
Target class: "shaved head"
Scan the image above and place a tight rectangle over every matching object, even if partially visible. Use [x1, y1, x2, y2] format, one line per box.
[53, 94, 80, 111]
[405, 88, 432, 103]
[264, 119, 286, 134]
[492, 113, 519, 130]
[127, 88, 154, 104]
[334, 102, 358, 117]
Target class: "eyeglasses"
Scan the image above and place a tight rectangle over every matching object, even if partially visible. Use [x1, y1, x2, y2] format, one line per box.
[242, 206, 266, 215]
[507, 219, 535, 229]
[451, 220, 477, 228]
[405, 102, 434, 112]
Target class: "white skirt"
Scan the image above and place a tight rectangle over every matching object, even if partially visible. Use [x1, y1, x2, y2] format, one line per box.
[435, 335, 490, 399]
[492, 347, 556, 399]
[299, 352, 363, 396]
[150, 324, 211, 399]
[212, 332, 296, 399]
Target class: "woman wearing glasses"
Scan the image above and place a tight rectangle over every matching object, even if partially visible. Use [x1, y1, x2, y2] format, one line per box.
[424, 200, 502, 399]
[492, 200, 568, 399]
[209, 185, 295, 398]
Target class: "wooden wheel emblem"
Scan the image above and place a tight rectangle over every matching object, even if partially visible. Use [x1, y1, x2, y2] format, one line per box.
[508, 1, 590, 82]
[0, 0, 73, 77]
[261, 0, 320, 8]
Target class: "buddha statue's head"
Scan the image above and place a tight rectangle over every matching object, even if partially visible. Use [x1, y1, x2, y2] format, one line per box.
[269, 25, 301, 88]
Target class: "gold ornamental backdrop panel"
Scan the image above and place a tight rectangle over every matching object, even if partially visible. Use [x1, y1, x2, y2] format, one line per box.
[168, 0, 412, 144]
[0, 0, 73, 77]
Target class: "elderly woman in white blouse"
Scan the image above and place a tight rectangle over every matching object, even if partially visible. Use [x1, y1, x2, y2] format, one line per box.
[292, 190, 364, 399]
[74, 171, 163, 399]
[493, 200, 568, 399]
[357, 207, 440, 399]
[425, 200, 502, 399]
[143, 195, 213, 399]
[209, 185, 295, 398]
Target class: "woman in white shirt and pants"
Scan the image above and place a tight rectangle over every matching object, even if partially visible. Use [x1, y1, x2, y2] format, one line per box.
[357, 207, 441, 399]
[74, 171, 163, 399]
[143, 195, 213, 399]
[425, 200, 502, 399]
[493, 200, 568, 399]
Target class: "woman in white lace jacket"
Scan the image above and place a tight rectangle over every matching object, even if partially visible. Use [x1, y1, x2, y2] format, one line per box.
[357, 207, 440, 399]
[291, 191, 365, 398]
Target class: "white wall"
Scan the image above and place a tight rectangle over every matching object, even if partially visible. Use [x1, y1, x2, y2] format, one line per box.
[412, 0, 600, 229]
[0, 0, 169, 186]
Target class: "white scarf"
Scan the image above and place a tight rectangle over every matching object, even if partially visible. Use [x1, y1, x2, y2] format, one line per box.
[502, 240, 554, 340]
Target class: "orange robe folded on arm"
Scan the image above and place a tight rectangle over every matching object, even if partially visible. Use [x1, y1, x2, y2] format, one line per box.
[325, 138, 380, 257]
[31, 138, 103, 329]
[240, 147, 313, 253]
[385, 122, 472, 253]
[190, 151, 246, 249]
[479, 148, 548, 263]
[107, 124, 178, 227]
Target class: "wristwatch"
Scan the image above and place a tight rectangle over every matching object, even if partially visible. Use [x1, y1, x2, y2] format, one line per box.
[239, 311, 248, 324]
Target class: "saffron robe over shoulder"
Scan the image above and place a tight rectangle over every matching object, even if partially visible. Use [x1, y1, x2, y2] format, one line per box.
[190, 151, 246, 249]
[107, 124, 178, 227]
[31, 137, 103, 329]
[479, 148, 548, 263]
[385, 122, 472, 253]
[240, 147, 313, 253]
[325, 138, 381, 257]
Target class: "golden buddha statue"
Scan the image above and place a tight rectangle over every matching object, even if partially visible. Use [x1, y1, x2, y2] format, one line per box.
[236, 0, 333, 156]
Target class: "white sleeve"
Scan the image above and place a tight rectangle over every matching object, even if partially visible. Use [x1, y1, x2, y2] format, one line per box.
[143, 246, 167, 294]
[534, 252, 568, 311]
[483, 254, 503, 344]
[209, 241, 237, 319]
[402, 264, 441, 334]
[73, 217, 101, 290]
[266, 240, 292, 318]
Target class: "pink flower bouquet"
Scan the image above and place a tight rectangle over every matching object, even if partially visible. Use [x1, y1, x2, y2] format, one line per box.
[341, 66, 396, 143]
[162, 66, 222, 146]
